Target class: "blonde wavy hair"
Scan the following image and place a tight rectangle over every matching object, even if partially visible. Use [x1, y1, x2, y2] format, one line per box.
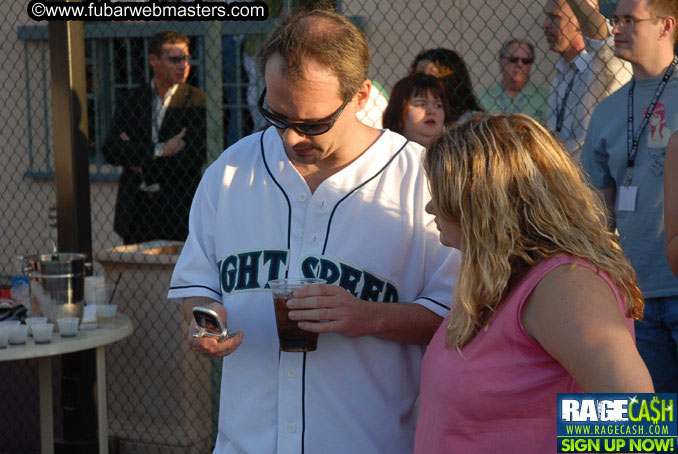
[423, 113, 644, 350]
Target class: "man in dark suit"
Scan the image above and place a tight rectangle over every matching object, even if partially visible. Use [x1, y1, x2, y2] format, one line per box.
[104, 31, 206, 245]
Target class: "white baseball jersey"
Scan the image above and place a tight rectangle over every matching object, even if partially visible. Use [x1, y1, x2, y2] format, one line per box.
[168, 127, 460, 454]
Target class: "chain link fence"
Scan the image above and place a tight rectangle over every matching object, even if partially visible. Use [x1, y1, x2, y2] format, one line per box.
[1, 0, 629, 452]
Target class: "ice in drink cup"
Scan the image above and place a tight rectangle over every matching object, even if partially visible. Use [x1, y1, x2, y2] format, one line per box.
[268, 278, 326, 352]
[96, 304, 117, 328]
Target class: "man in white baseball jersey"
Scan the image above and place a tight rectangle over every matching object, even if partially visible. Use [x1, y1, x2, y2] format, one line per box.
[168, 9, 460, 454]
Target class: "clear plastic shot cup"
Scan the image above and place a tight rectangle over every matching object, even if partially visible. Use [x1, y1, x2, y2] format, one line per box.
[8, 324, 28, 345]
[268, 278, 326, 352]
[57, 317, 79, 337]
[25, 317, 47, 337]
[96, 304, 117, 328]
[32, 323, 54, 344]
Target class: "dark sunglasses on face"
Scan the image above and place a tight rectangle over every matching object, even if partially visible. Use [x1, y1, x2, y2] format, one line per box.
[167, 55, 191, 65]
[504, 56, 534, 65]
[258, 88, 351, 136]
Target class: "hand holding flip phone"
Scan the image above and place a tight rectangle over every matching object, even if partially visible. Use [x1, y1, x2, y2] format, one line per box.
[192, 306, 231, 342]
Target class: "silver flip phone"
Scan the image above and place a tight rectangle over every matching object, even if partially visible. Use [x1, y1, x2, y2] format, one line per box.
[192, 306, 230, 342]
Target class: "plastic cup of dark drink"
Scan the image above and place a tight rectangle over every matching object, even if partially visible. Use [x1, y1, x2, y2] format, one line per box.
[268, 278, 326, 352]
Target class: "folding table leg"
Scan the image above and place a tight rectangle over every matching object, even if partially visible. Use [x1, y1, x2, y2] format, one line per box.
[96, 346, 109, 454]
[38, 356, 54, 454]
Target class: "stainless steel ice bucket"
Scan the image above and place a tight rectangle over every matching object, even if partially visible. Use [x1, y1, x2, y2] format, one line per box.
[25, 252, 87, 323]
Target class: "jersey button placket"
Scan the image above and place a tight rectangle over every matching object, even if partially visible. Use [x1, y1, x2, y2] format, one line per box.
[277, 353, 303, 453]
[287, 185, 311, 275]
[301, 196, 326, 256]
[297, 193, 309, 242]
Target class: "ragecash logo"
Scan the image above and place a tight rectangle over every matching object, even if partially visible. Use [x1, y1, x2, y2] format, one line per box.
[557, 393, 677, 452]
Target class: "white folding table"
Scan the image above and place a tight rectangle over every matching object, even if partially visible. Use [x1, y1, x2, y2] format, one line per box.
[0, 314, 133, 454]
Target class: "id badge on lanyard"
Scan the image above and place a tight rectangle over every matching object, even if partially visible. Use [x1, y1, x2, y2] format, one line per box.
[617, 186, 638, 212]
[618, 55, 678, 212]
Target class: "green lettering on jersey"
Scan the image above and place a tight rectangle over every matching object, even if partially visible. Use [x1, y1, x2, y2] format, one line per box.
[339, 263, 362, 297]
[360, 272, 385, 302]
[220, 255, 238, 293]
[218, 249, 289, 295]
[319, 259, 340, 284]
[218, 251, 400, 302]
[300, 255, 399, 302]
[301, 256, 320, 279]
[263, 250, 289, 288]
[236, 251, 262, 290]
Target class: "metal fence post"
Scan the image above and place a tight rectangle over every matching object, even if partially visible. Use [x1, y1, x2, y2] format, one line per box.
[204, 21, 224, 166]
[48, 12, 97, 454]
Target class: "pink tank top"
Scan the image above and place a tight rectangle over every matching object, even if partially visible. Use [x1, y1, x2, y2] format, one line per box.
[414, 254, 634, 454]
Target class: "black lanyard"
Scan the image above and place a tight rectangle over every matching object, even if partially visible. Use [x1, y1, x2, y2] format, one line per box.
[625, 55, 678, 186]
[555, 71, 577, 133]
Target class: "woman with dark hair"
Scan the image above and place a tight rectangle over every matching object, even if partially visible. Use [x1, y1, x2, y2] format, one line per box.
[410, 48, 483, 123]
[382, 73, 450, 147]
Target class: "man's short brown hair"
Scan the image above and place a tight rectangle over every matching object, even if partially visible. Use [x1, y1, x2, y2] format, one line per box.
[648, 0, 678, 43]
[256, 10, 370, 101]
[149, 31, 190, 57]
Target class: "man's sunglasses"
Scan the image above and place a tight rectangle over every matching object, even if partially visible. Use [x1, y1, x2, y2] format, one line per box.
[166, 55, 191, 65]
[258, 88, 350, 136]
[503, 56, 534, 65]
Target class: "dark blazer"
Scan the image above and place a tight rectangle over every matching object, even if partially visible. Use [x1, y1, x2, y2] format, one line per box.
[103, 83, 206, 244]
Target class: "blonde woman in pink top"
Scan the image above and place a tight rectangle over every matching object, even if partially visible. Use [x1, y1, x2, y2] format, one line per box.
[415, 114, 653, 453]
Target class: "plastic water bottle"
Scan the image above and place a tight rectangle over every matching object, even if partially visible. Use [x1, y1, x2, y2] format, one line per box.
[11, 256, 31, 311]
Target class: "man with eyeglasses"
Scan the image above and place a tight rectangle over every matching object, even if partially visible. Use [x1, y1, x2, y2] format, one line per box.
[103, 31, 206, 245]
[478, 39, 549, 124]
[541, 0, 631, 160]
[168, 9, 459, 454]
[582, 0, 678, 392]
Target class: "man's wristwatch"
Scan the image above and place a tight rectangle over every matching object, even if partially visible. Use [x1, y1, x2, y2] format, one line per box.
[154, 142, 164, 158]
